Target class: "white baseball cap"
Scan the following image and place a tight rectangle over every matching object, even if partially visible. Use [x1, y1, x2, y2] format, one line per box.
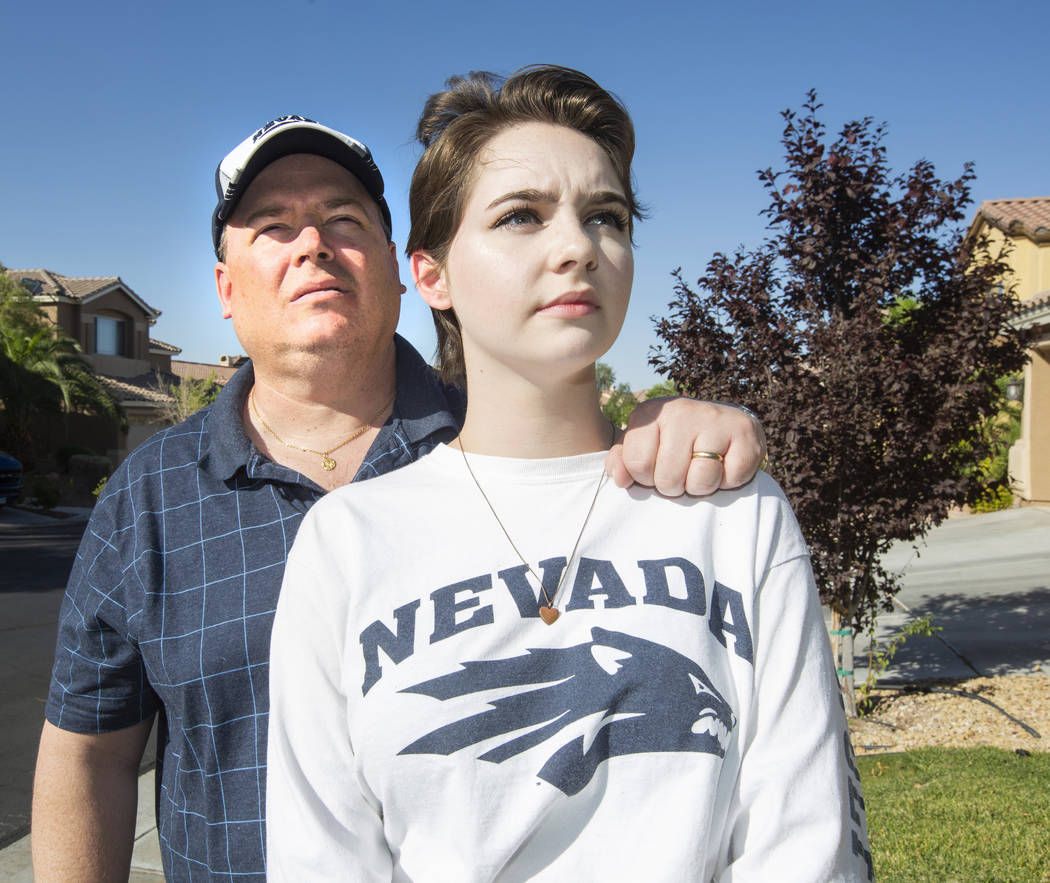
[211, 115, 392, 255]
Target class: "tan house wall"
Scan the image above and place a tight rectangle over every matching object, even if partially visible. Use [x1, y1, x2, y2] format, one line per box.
[39, 302, 87, 349]
[39, 302, 61, 326]
[984, 227, 1050, 303]
[1010, 341, 1050, 503]
[39, 292, 157, 363]
[976, 217, 1050, 503]
[83, 353, 152, 377]
[85, 290, 149, 360]
[123, 414, 164, 458]
[171, 360, 239, 384]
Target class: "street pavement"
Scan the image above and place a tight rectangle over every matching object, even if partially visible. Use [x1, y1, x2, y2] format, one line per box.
[0, 505, 162, 880]
[0, 502, 1047, 880]
[0, 507, 88, 847]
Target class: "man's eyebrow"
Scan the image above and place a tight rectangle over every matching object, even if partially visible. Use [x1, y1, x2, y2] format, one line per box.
[241, 197, 370, 228]
[485, 189, 629, 210]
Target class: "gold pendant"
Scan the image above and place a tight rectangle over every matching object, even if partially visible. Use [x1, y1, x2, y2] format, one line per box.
[539, 606, 560, 625]
[321, 455, 337, 471]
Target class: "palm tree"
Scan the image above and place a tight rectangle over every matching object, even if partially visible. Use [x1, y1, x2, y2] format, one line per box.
[0, 326, 123, 460]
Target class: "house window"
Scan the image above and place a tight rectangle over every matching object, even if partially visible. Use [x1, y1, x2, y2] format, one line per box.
[95, 316, 126, 356]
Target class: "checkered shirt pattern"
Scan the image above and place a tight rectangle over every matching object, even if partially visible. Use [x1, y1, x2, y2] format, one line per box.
[45, 336, 462, 881]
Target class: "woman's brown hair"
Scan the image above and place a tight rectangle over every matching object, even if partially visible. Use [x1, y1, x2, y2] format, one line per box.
[407, 65, 642, 386]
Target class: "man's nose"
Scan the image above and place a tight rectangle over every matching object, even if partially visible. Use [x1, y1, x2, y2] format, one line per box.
[294, 224, 332, 264]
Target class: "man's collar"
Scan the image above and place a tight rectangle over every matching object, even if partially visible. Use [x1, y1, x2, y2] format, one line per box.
[198, 335, 462, 483]
[388, 334, 463, 446]
[199, 359, 258, 482]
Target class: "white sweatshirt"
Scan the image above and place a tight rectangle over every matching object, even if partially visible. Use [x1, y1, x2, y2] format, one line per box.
[267, 444, 872, 881]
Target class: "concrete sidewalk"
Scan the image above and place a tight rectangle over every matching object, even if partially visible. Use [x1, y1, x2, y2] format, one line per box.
[0, 504, 93, 526]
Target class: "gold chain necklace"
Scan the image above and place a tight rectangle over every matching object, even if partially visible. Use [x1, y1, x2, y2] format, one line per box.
[250, 388, 396, 472]
[456, 437, 609, 625]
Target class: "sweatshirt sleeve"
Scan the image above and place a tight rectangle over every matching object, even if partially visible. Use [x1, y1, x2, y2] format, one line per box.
[266, 512, 392, 881]
[718, 548, 873, 882]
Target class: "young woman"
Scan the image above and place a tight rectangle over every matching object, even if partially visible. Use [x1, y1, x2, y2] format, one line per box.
[267, 66, 871, 881]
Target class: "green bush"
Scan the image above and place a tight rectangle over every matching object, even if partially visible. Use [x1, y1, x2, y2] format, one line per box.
[26, 472, 62, 510]
[971, 484, 1014, 514]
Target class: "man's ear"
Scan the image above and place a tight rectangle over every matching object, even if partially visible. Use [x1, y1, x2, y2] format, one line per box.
[215, 263, 234, 319]
[410, 251, 452, 310]
[388, 242, 407, 294]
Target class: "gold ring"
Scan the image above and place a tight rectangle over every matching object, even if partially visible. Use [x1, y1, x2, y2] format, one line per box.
[691, 450, 725, 463]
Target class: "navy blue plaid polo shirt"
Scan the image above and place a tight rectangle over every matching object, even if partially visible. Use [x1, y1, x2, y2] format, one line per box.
[45, 335, 462, 881]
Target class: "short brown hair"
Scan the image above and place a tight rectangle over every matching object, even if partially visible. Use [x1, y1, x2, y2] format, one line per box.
[406, 65, 642, 386]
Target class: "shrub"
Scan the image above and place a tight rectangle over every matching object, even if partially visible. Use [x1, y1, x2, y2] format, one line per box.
[971, 485, 1014, 514]
[26, 472, 62, 510]
[55, 444, 97, 470]
[67, 453, 111, 495]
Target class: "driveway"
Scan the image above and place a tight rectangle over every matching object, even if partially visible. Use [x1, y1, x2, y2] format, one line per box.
[854, 506, 1050, 681]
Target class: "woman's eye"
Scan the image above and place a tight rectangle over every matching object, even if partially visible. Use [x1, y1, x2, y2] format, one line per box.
[588, 209, 628, 231]
[494, 208, 539, 229]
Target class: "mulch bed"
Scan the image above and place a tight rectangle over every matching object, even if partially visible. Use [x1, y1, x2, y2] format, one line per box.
[849, 673, 1050, 756]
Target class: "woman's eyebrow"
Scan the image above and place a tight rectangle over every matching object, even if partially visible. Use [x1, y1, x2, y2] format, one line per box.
[486, 189, 555, 210]
[589, 190, 630, 209]
[486, 189, 629, 211]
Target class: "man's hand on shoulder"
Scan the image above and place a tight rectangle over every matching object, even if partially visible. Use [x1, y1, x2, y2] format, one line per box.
[606, 397, 766, 496]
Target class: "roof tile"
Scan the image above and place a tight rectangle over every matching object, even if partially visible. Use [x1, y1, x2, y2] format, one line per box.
[976, 197, 1050, 242]
[5, 268, 161, 318]
[98, 373, 174, 405]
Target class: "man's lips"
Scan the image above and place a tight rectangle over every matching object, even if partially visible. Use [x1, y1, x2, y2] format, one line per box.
[291, 281, 348, 302]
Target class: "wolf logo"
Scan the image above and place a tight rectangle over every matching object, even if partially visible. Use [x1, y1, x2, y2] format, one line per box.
[399, 627, 736, 795]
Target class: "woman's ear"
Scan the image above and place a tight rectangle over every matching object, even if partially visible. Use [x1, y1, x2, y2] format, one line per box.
[411, 251, 452, 310]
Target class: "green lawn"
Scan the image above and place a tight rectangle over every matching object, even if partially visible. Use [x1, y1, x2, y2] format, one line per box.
[857, 747, 1050, 882]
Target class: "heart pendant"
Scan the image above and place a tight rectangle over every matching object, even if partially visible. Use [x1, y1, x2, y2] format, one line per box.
[538, 606, 560, 625]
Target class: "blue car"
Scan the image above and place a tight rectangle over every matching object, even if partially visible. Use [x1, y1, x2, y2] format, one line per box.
[0, 451, 23, 506]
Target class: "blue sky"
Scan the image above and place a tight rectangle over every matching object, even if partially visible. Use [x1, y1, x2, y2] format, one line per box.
[2, 0, 1047, 389]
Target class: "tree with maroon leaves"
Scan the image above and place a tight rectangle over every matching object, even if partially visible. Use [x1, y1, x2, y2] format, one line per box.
[651, 92, 1028, 708]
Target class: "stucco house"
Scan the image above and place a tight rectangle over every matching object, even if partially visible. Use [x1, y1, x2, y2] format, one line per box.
[6, 268, 182, 461]
[965, 198, 1050, 504]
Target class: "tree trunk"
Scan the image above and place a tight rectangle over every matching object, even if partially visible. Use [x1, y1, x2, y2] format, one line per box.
[830, 609, 857, 717]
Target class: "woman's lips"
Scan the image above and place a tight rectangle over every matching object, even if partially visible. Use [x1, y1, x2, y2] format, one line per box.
[538, 292, 599, 316]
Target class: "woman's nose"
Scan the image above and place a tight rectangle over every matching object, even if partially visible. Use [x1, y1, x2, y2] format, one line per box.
[551, 217, 599, 272]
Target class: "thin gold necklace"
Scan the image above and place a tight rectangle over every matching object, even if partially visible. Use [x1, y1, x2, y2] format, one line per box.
[456, 434, 610, 625]
[250, 388, 396, 472]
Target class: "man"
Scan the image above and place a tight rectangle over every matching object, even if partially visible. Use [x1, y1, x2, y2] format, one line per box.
[32, 116, 765, 881]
